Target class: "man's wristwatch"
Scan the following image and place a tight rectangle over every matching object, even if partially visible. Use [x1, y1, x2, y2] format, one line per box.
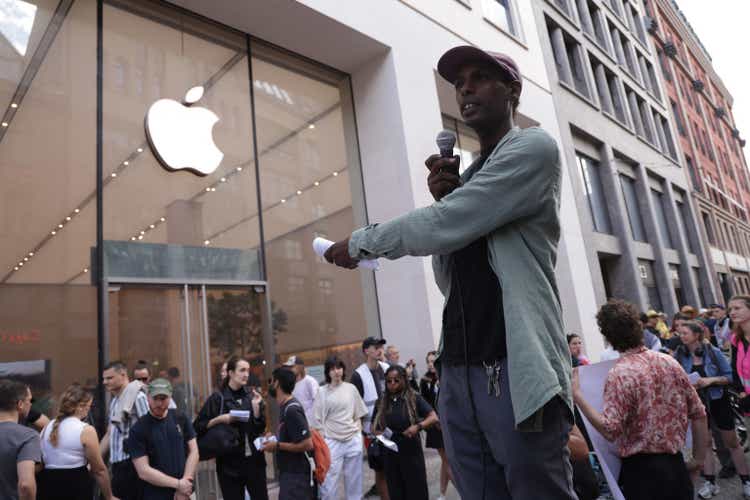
[417, 422, 423, 431]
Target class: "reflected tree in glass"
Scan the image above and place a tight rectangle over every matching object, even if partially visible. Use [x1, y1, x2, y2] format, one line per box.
[207, 291, 287, 367]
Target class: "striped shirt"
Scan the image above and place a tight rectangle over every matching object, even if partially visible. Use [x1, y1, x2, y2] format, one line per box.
[108, 391, 149, 464]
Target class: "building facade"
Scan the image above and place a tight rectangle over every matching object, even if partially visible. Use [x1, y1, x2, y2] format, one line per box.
[1, 0, 607, 468]
[644, 0, 750, 302]
[531, 0, 719, 332]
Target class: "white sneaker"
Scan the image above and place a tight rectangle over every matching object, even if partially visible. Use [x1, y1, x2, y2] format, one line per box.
[743, 480, 750, 498]
[697, 480, 720, 498]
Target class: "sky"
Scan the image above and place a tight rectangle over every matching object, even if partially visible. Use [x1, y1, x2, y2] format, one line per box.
[674, 1, 750, 145]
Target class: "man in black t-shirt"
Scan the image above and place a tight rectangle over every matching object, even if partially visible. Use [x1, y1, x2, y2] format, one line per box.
[127, 379, 198, 500]
[262, 367, 314, 500]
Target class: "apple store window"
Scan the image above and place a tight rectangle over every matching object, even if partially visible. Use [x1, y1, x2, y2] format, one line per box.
[0, 0, 99, 414]
[252, 43, 373, 376]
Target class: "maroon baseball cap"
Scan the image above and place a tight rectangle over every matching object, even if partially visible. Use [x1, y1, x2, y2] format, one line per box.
[438, 46, 522, 90]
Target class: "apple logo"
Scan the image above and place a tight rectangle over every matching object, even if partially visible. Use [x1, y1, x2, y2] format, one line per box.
[145, 86, 224, 176]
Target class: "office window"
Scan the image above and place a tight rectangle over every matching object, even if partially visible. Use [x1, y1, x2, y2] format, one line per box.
[660, 115, 678, 159]
[671, 99, 686, 136]
[548, 22, 591, 97]
[639, 99, 656, 144]
[591, 3, 611, 52]
[621, 175, 648, 241]
[625, 86, 644, 135]
[551, 0, 573, 17]
[482, 0, 517, 35]
[676, 200, 695, 252]
[639, 259, 663, 311]
[608, 0, 623, 18]
[702, 211, 716, 245]
[685, 155, 700, 190]
[651, 189, 674, 248]
[645, 60, 660, 99]
[607, 70, 628, 124]
[589, 56, 613, 114]
[657, 49, 672, 81]
[631, 6, 647, 44]
[577, 153, 613, 233]
[622, 37, 641, 80]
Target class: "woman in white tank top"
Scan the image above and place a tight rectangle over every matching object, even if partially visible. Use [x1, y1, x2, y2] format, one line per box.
[38, 384, 113, 500]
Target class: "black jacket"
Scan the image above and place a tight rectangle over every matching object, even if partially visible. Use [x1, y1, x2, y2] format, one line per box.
[194, 385, 266, 476]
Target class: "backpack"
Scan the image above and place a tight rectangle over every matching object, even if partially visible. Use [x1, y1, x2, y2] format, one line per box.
[284, 401, 331, 484]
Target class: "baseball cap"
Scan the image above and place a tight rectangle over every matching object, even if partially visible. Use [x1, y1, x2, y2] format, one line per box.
[709, 303, 725, 309]
[283, 355, 305, 367]
[438, 46, 522, 89]
[148, 378, 173, 397]
[362, 336, 387, 350]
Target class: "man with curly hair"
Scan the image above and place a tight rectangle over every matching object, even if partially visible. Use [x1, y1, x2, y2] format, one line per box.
[572, 299, 708, 500]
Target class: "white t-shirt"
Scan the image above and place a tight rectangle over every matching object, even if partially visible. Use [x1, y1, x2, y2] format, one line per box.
[312, 382, 368, 442]
[292, 374, 319, 423]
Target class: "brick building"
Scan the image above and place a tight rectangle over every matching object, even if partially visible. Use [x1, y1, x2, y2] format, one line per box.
[645, 0, 750, 301]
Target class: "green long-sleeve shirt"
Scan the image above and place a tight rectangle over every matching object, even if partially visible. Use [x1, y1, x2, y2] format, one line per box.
[348, 126, 572, 427]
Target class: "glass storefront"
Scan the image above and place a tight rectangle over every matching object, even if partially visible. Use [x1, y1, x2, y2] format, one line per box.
[1, 0, 375, 453]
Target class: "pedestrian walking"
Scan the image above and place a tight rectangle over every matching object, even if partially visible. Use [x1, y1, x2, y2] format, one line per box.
[567, 334, 590, 367]
[194, 356, 268, 500]
[673, 320, 750, 498]
[373, 365, 438, 500]
[287, 356, 319, 425]
[127, 378, 198, 500]
[573, 299, 708, 500]
[38, 384, 112, 500]
[350, 336, 390, 499]
[324, 45, 577, 499]
[100, 360, 149, 500]
[419, 351, 452, 500]
[262, 367, 315, 500]
[312, 356, 368, 500]
[0, 379, 40, 500]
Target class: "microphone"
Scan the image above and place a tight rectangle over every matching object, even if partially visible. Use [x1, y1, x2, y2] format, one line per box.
[436, 130, 457, 158]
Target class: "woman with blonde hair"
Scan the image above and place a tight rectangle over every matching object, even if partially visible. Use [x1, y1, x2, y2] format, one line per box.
[38, 384, 112, 500]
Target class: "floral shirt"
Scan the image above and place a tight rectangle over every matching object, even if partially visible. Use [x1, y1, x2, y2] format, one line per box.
[601, 346, 706, 457]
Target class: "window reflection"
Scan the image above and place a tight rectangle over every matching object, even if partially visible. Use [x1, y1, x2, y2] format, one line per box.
[0, 0, 98, 412]
[0, 0, 37, 56]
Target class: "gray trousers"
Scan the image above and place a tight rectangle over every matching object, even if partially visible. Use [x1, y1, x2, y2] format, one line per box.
[438, 360, 577, 500]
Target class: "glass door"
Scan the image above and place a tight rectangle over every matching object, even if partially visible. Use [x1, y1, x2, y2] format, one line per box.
[107, 282, 272, 499]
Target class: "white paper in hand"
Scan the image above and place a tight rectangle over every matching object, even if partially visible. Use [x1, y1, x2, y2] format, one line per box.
[312, 237, 379, 270]
[230, 410, 250, 422]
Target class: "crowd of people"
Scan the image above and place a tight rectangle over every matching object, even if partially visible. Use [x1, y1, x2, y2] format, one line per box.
[568, 295, 750, 499]
[5, 298, 750, 500]
[0, 334, 457, 500]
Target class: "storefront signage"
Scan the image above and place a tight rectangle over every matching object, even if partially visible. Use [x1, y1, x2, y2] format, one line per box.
[0, 329, 41, 345]
[145, 86, 224, 176]
[103, 241, 261, 282]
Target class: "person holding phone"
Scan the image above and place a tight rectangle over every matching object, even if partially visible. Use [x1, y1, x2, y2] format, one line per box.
[194, 356, 267, 500]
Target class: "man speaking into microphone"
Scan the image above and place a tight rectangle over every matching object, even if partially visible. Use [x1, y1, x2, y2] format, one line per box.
[325, 46, 575, 499]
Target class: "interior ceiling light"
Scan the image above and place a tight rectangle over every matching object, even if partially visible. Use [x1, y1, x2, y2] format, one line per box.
[160, 217, 166, 222]
[74, 208, 80, 213]
[314, 181, 319, 186]
[296, 190, 302, 195]
[1, 122, 7, 127]
[11, 103, 18, 108]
